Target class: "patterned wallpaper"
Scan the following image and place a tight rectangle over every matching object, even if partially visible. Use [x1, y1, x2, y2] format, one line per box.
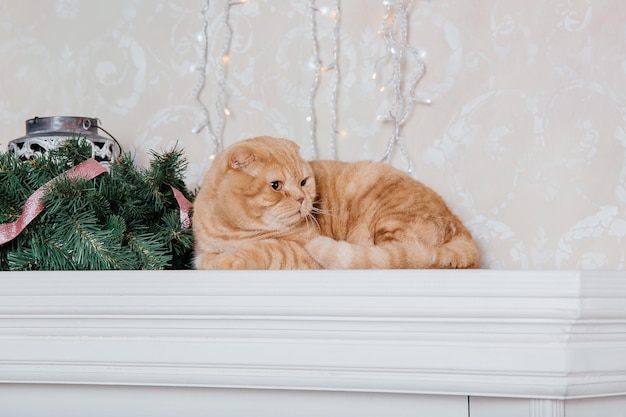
[1, 0, 625, 269]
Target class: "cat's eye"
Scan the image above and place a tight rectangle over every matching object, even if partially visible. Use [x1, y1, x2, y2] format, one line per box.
[300, 178, 307, 187]
[270, 181, 283, 191]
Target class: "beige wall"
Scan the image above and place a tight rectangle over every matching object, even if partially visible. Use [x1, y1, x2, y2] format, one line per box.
[1, 0, 625, 269]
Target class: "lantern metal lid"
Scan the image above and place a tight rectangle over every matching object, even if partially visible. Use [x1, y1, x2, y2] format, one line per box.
[8, 116, 121, 164]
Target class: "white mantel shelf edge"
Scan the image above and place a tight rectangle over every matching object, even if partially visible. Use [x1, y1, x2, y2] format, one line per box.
[1, 269, 625, 402]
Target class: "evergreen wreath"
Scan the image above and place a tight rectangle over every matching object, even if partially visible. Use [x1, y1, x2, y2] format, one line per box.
[0, 139, 195, 270]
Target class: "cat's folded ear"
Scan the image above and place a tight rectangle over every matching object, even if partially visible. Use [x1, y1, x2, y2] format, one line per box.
[228, 147, 263, 176]
[287, 140, 300, 152]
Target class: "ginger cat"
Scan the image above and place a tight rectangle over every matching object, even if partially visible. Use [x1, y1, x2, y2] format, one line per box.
[193, 136, 480, 270]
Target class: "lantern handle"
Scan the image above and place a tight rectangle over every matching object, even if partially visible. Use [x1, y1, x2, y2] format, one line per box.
[94, 119, 122, 153]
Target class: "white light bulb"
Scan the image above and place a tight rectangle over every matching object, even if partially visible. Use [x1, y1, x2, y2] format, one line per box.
[192, 120, 208, 134]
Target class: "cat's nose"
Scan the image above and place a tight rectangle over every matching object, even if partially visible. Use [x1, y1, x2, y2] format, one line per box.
[296, 197, 304, 205]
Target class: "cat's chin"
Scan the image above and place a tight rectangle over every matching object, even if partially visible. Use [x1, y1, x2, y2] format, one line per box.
[277, 210, 309, 229]
[285, 213, 306, 226]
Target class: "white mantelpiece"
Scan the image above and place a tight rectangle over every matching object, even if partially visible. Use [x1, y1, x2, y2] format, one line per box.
[1, 269, 625, 417]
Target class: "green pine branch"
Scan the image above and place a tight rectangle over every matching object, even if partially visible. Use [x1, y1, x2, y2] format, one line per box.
[0, 138, 195, 271]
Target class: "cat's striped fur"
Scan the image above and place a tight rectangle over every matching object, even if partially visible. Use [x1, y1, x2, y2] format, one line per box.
[193, 136, 480, 269]
[306, 160, 480, 269]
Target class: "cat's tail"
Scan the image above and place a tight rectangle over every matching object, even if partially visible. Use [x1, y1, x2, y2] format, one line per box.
[305, 234, 480, 269]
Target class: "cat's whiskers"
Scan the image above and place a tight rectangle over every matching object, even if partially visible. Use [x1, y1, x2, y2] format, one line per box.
[311, 205, 334, 217]
[304, 212, 321, 234]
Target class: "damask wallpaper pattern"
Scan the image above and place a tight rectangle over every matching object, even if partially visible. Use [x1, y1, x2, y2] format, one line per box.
[0, 0, 624, 269]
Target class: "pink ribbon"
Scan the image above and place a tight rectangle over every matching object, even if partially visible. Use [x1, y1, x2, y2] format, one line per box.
[0, 158, 108, 246]
[170, 185, 193, 229]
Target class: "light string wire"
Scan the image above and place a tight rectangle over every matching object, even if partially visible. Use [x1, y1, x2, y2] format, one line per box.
[375, 0, 427, 175]
[328, 0, 341, 160]
[307, 0, 341, 160]
[191, 0, 217, 152]
[307, 0, 321, 160]
[192, 0, 244, 157]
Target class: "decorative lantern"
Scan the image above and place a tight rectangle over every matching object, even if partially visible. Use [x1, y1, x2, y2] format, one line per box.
[8, 116, 121, 164]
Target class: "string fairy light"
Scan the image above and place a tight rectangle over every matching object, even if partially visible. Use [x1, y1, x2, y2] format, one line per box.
[307, 0, 321, 160]
[373, 0, 427, 175]
[190, 0, 427, 167]
[191, 0, 217, 154]
[307, 0, 341, 160]
[191, 0, 245, 158]
[328, 0, 341, 160]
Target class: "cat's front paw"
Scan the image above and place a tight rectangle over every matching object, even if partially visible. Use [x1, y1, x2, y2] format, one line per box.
[305, 236, 334, 253]
[305, 236, 347, 269]
[210, 252, 249, 270]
